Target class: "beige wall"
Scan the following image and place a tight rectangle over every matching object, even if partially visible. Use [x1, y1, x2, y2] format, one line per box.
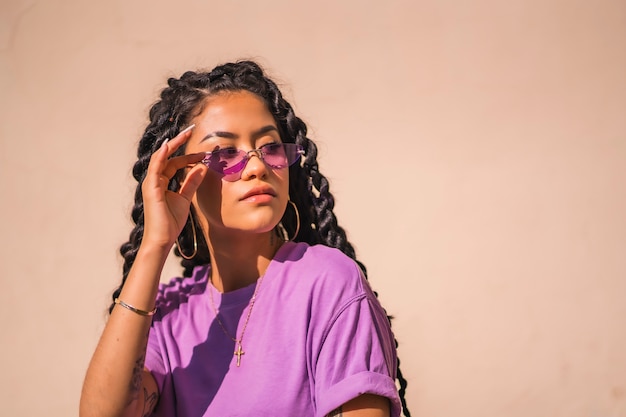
[1, 0, 625, 416]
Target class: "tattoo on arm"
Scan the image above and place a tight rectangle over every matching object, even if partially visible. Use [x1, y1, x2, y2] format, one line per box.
[326, 406, 343, 417]
[130, 331, 151, 401]
[129, 353, 145, 400]
[142, 387, 158, 417]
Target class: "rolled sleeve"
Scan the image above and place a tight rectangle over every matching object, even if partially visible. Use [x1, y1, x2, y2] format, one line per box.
[314, 294, 401, 417]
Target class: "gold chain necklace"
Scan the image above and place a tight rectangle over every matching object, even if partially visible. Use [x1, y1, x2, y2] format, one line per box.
[209, 273, 265, 367]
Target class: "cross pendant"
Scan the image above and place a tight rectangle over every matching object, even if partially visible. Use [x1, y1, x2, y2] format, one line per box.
[234, 343, 245, 367]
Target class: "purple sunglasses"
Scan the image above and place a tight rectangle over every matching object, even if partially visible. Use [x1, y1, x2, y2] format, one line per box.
[201, 143, 304, 181]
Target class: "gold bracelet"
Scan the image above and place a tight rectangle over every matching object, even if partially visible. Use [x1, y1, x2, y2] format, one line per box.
[114, 298, 157, 316]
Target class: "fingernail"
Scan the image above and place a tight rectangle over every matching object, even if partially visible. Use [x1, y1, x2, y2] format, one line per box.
[161, 138, 169, 148]
[180, 124, 196, 135]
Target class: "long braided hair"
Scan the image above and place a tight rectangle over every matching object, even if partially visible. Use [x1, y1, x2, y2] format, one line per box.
[111, 60, 410, 416]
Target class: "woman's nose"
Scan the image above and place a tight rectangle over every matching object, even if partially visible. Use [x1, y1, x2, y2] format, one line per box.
[241, 150, 268, 179]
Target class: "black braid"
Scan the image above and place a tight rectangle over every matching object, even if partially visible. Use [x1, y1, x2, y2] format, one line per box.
[112, 60, 410, 416]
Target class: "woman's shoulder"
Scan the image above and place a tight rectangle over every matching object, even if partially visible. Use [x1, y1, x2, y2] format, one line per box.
[280, 241, 361, 273]
[277, 241, 368, 295]
[277, 243, 388, 342]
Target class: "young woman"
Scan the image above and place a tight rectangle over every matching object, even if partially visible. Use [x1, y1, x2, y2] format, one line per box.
[80, 60, 410, 417]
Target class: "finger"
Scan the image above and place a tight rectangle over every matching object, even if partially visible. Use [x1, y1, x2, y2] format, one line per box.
[161, 152, 206, 179]
[162, 124, 196, 158]
[146, 139, 173, 180]
[178, 163, 209, 202]
[147, 125, 197, 179]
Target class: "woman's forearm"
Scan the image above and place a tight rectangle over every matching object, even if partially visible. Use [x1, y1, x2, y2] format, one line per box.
[80, 245, 169, 417]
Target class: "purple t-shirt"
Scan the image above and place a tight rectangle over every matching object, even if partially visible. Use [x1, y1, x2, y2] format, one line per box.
[146, 242, 401, 417]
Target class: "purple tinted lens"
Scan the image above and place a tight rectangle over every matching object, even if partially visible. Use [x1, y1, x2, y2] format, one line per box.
[261, 143, 287, 168]
[264, 143, 303, 168]
[203, 149, 247, 175]
[222, 158, 248, 175]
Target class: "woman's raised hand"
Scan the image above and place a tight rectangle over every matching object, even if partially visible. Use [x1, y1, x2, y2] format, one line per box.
[141, 125, 208, 252]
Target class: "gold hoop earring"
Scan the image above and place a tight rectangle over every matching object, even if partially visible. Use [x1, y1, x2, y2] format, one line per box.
[278, 200, 300, 242]
[176, 211, 198, 260]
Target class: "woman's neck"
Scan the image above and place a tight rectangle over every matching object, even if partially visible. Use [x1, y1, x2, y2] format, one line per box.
[206, 230, 283, 293]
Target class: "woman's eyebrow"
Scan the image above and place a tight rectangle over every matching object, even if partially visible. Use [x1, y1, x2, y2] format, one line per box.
[252, 125, 279, 139]
[200, 131, 237, 142]
[200, 125, 278, 143]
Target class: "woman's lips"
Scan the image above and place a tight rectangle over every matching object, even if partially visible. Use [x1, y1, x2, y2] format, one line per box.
[240, 186, 277, 202]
